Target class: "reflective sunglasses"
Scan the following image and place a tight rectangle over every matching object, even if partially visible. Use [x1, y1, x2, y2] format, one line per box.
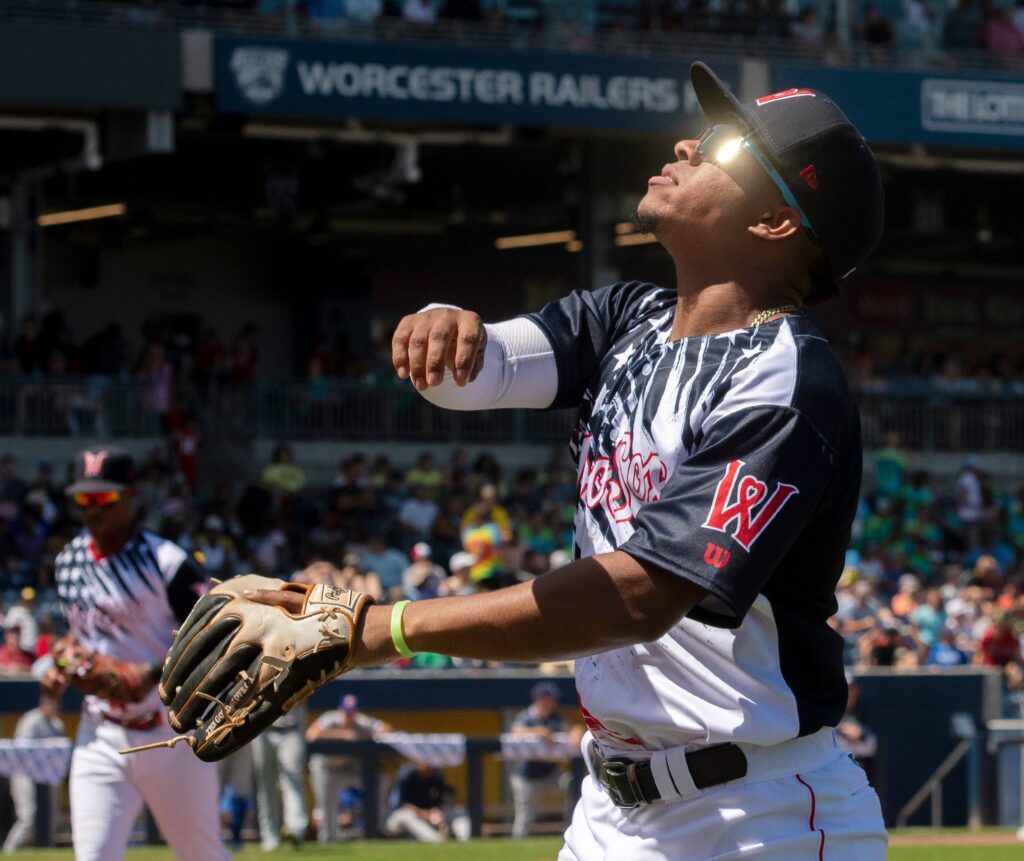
[695, 124, 818, 237]
[74, 491, 122, 509]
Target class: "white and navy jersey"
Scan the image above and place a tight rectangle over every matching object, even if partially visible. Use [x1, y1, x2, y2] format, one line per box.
[54, 530, 209, 721]
[527, 282, 860, 754]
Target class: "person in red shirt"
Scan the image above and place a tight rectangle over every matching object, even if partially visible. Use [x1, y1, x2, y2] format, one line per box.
[977, 612, 1021, 666]
[0, 625, 34, 672]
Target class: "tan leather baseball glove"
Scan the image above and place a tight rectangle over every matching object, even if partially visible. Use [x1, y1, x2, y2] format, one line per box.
[154, 574, 372, 762]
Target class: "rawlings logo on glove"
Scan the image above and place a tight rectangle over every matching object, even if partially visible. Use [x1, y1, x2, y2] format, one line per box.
[120, 574, 372, 762]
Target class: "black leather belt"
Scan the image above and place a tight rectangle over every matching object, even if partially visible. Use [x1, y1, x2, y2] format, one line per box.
[590, 743, 748, 809]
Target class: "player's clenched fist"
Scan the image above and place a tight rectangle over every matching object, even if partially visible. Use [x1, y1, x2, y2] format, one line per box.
[392, 307, 486, 390]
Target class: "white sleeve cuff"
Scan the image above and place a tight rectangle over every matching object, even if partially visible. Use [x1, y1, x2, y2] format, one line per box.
[417, 316, 558, 411]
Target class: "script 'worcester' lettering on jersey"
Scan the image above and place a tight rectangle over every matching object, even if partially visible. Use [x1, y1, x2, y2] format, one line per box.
[702, 459, 800, 551]
[577, 431, 668, 524]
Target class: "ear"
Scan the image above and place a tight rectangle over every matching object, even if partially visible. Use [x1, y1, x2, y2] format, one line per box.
[747, 206, 802, 242]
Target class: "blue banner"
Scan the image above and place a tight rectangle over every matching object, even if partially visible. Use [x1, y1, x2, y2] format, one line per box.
[216, 36, 735, 133]
[773, 63, 1024, 149]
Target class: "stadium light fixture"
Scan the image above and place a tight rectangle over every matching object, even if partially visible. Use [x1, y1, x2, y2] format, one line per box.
[37, 203, 126, 228]
[495, 230, 576, 250]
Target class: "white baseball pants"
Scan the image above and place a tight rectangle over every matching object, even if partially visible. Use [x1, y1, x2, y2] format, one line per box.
[70, 714, 229, 861]
[560, 729, 886, 861]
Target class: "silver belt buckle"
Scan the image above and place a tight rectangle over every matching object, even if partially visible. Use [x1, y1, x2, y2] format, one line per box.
[599, 760, 644, 809]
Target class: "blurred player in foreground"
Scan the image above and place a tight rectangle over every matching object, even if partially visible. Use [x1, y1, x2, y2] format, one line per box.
[244, 60, 886, 858]
[48, 446, 229, 861]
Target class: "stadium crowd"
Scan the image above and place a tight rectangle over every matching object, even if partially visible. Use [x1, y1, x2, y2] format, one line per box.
[12, 0, 1022, 62]
[1, 437, 1024, 687]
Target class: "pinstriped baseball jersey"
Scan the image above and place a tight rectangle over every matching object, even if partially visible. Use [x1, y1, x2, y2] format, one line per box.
[54, 531, 209, 722]
[527, 282, 860, 754]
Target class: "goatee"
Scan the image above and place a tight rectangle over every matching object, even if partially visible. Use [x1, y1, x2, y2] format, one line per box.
[630, 205, 658, 236]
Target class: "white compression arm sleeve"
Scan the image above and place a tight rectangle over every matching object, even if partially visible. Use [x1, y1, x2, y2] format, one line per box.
[416, 311, 558, 411]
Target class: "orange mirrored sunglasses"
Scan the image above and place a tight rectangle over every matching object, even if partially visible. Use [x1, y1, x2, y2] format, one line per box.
[74, 491, 122, 509]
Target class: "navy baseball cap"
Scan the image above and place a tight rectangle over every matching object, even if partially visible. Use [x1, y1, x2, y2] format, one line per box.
[690, 62, 884, 287]
[65, 446, 136, 495]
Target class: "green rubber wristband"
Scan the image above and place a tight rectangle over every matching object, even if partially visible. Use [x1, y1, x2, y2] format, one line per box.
[390, 600, 417, 659]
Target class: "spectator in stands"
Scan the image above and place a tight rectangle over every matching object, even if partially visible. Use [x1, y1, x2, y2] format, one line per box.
[471, 451, 502, 487]
[192, 328, 227, 397]
[402, 543, 445, 601]
[983, 0, 1024, 54]
[857, 3, 896, 59]
[967, 554, 1002, 591]
[957, 456, 985, 548]
[901, 0, 935, 51]
[402, 0, 437, 23]
[4, 587, 39, 653]
[875, 433, 908, 499]
[346, 0, 384, 24]
[137, 342, 174, 433]
[14, 316, 45, 375]
[431, 494, 467, 563]
[405, 452, 444, 496]
[386, 760, 470, 842]
[0, 624, 34, 672]
[927, 628, 969, 666]
[343, 556, 386, 603]
[0, 455, 27, 504]
[332, 455, 377, 535]
[307, 693, 392, 842]
[229, 325, 260, 386]
[461, 483, 512, 539]
[262, 444, 308, 495]
[509, 680, 569, 839]
[977, 610, 1021, 666]
[790, 5, 825, 46]
[360, 531, 408, 599]
[944, 0, 983, 48]
[398, 484, 439, 544]
[440, 550, 477, 597]
[910, 588, 947, 651]
[195, 515, 238, 579]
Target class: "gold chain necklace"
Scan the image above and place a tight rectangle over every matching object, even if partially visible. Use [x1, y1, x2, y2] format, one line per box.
[751, 304, 799, 327]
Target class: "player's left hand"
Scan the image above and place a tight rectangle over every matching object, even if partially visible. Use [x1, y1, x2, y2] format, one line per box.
[51, 635, 156, 704]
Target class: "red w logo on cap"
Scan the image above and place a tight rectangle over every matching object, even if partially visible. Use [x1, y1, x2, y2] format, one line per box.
[83, 451, 108, 478]
[800, 165, 819, 189]
[755, 88, 815, 106]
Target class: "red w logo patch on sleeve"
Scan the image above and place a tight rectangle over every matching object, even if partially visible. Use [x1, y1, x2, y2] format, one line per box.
[702, 460, 799, 551]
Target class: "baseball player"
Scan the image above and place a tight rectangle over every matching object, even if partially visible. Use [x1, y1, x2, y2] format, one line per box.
[49, 445, 230, 861]
[193, 62, 888, 858]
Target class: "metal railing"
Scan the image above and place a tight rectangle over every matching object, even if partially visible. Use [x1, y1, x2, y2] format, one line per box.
[0, 376, 162, 437]
[0, 0, 1018, 75]
[3, 375, 1024, 449]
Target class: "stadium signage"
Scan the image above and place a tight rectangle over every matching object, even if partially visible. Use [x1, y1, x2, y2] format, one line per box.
[921, 78, 1024, 136]
[217, 37, 728, 131]
[772, 63, 1024, 150]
